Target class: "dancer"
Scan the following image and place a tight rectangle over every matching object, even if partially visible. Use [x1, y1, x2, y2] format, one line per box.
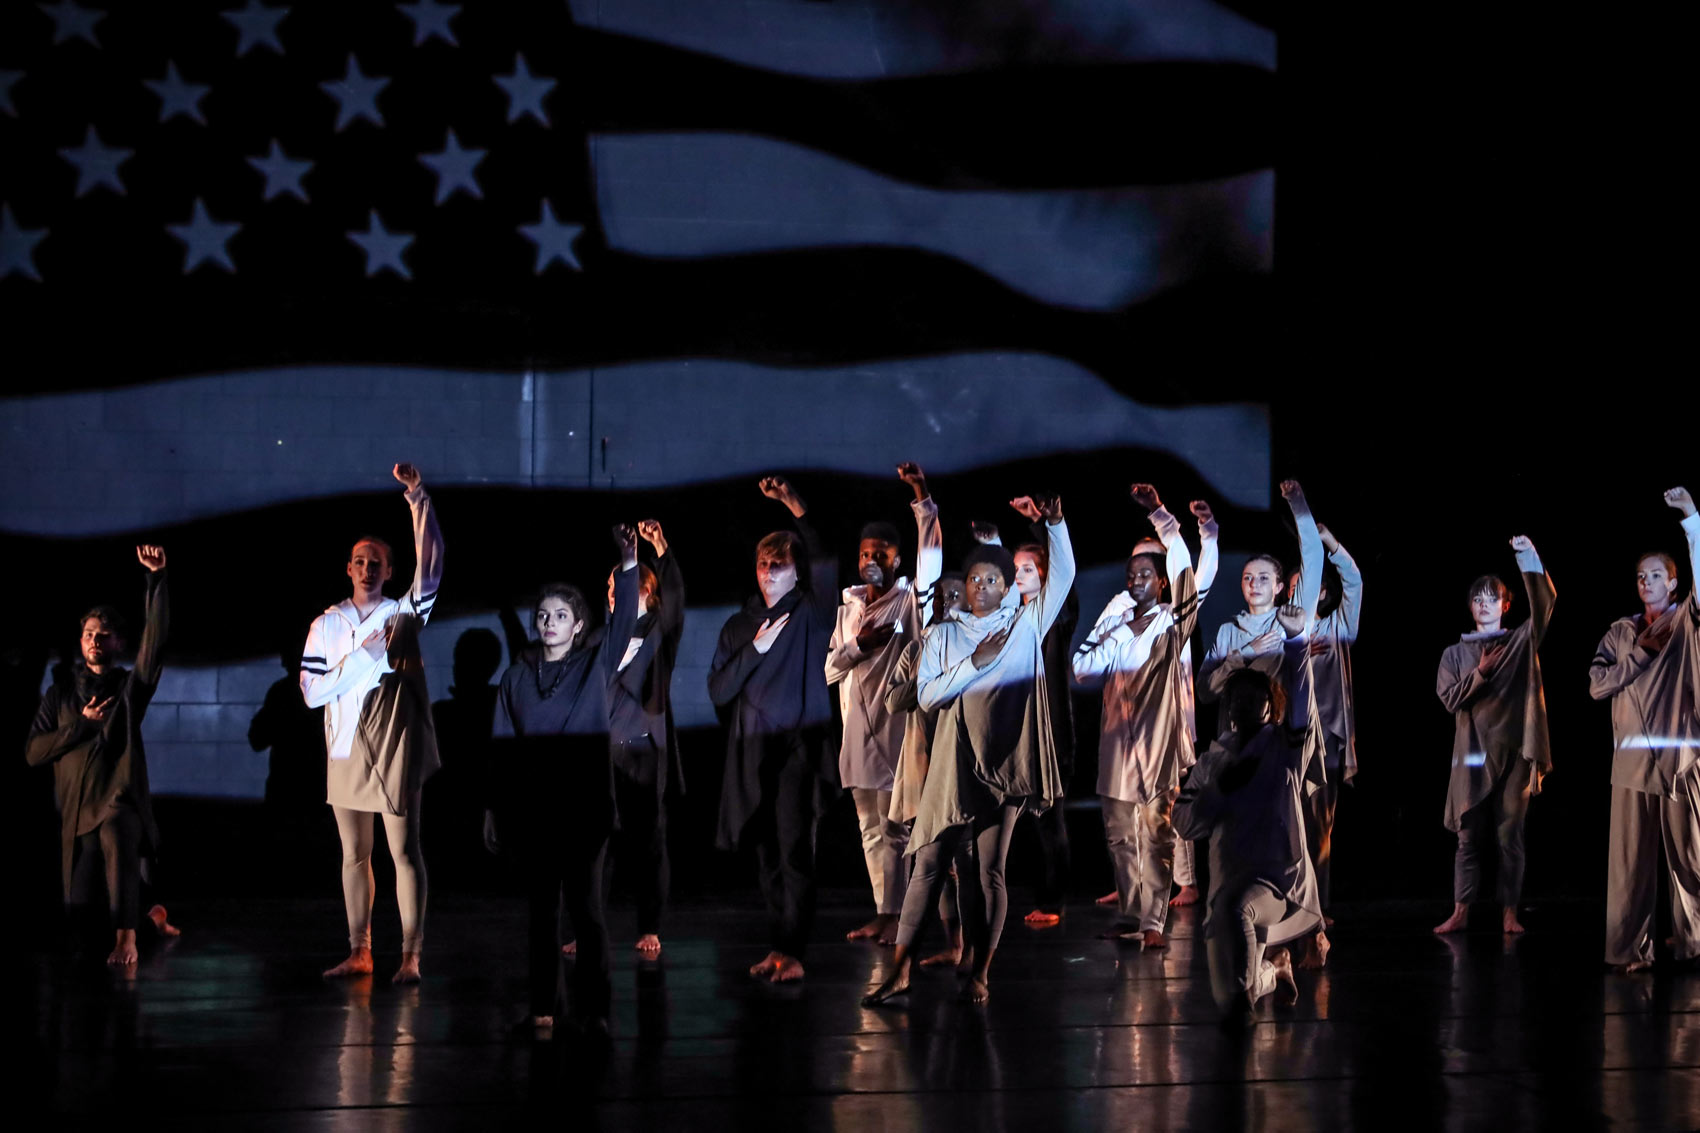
[1173, 603, 1319, 1020]
[604, 519, 686, 959]
[1199, 480, 1327, 965]
[830, 462, 940, 945]
[967, 506, 1080, 928]
[886, 570, 972, 968]
[1433, 535, 1554, 936]
[863, 494, 1074, 1006]
[488, 525, 640, 1038]
[710, 476, 840, 984]
[1073, 485, 1211, 949]
[1590, 486, 1700, 972]
[26, 545, 176, 966]
[300, 463, 443, 983]
[1292, 521, 1364, 918]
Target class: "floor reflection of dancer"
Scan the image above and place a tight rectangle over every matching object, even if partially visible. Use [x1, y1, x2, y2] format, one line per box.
[1433, 536, 1554, 936]
[885, 570, 972, 968]
[1074, 484, 1209, 950]
[710, 476, 840, 984]
[830, 462, 941, 945]
[26, 545, 178, 967]
[864, 494, 1074, 1006]
[1174, 603, 1319, 1020]
[1199, 480, 1328, 967]
[603, 519, 686, 960]
[1590, 487, 1700, 972]
[301, 463, 443, 984]
[489, 525, 640, 1038]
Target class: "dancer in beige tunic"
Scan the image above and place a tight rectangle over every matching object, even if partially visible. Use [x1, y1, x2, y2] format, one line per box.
[300, 463, 444, 983]
[1590, 486, 1700, 971]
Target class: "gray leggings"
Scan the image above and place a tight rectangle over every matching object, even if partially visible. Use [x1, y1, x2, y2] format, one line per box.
[897, 803, 1022, 956]
[333, 795, 426, 953]
[1205, 881, 1288, 1015]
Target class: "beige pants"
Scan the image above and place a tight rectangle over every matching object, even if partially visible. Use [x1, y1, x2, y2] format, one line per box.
[1102, 791, 1178, 933]
[333, 795, 426, 953]
[1605, 786, 1700, 965]
[1175, 835, 1197, 888]
[852, 787, 908, 916]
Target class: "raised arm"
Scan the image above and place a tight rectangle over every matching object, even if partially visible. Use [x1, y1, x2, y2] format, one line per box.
[395, 464, 443, 624]
[1028, 496, 1076, 637]
[761, 475, 837, 626]
[1191, 499, 1220, 599]
[640, 519, 686, 640]
[1672, 488, 1700, 614]
[1276, 604, 1312, 738]
[902, 462, 943, 601]
[132, 545, 169, 689]
[601, 525, 641, 675]
[1511, 535, 1555, 647]
[1283, 480, 1323, 622]
[1321, 524, 1363, 640]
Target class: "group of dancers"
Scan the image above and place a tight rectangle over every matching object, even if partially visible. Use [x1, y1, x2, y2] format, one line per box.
[24, 460, 1700, 1034]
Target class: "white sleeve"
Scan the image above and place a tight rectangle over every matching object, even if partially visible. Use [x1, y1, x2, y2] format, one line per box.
[299, 615, 383, 709]
[402, 486, 443, 624]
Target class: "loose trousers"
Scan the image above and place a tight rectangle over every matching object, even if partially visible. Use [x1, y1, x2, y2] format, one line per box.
[1102, 790, 1178, 934]
[1605, 785, 1700, 966]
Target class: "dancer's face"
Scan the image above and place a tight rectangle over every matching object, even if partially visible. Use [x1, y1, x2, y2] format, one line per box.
[80, 617, 120, 671]
[757, 552, 798, 607]
[1012, 551, 1043, 599]
[934, 575, 966, 619]
[1637, 555, 1678, 610]
[1469, 587, 1510, 630]
[858, 539, 900, 590]
[536, 598, 579, 651]
[347, 541, 392, 597]
[966, 563, 1008, 616]
[1242, 557, 1284, 611]
[1126, 554, 1165, 608]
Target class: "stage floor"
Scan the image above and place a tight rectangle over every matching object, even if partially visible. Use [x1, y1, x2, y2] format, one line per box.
[22, 891, 1700, 1130]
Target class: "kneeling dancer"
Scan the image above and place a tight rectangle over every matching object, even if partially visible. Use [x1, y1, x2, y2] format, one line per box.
[1174, 603, 1320, 1019]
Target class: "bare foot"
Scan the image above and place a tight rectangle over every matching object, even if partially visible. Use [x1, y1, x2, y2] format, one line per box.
[1095, 891, 1119, 907]
[147, 904, 181, 938]
[1616, 959, 1654, 974]
[962, 976, 989, 1004]
[770, 954, 805, 983]
[1023, 909, 1062, 928]
[1270, 947, 1299, 1006]
[1502, 907, 1526, 935]
[749, 951, 783, 979]
[392, 952, 421, 984]
[919, 948, 962, 969]
[1139, 930, 1169, 952]
[323, 947, 374, 978]
[1432, 903, 1470, 935]
[1298, 931, 1330, 970]
[1170, 885, 1200, 908]
[561, 940, 577, 957]
[847, 914, 897, 942]
[107, 929, 139, 967]
[635, 934, 662, 958]
[861, 970, 911, 1006]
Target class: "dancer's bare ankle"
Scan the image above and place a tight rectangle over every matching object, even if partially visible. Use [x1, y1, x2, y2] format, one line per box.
[323, 947, 374, 978]
[392, 951, 421, 984]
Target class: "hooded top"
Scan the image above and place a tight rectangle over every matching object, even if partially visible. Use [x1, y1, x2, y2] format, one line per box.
[1174, 630, 1323, 949]
[908, 518, 1075, 852]
[26, 567, 167, 900]
[1436, 546, 1554, 831]
[1589, 512, 1700, 799]
[300, 484, 443, 814]
[827, 496, 941, 791]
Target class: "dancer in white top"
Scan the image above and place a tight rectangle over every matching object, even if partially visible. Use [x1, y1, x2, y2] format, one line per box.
[300, 463, 444, 983]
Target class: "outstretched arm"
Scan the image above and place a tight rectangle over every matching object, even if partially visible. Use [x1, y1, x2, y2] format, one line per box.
[1276, 604, 1312, 737]
[1321, 524, 1363, 640]
[641, 520, 687, 639]
[396, 464, 443, 624]
[1282, 480, 1324, 622]
[1028, 496, 1076, 637]
[1511, 535, 1555, 646]
[1671, 488, 1700, 615]
[132, 545, 169, 690]
[602, 525, 641, 674]
[1191, 500, 1220, 599]
[903, 462, 943, 604]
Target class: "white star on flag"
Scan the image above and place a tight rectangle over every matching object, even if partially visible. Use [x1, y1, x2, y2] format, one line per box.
[398, 1, 459, 47]
[223, 1, 288, 57]
[1, 205, 47, 281]
[320, 54, 388, 131]
[520, 201, 584, 272]
[494, 54, 554, 126]
[58, 125, 131, 196]
[248, 139, 312, 202]
[38, 1, 103, 48]
[347, 211, 413, 278]
[145, 61, 210, 125]
[168, 198, 241, 273]
[419, 129, 484, 204]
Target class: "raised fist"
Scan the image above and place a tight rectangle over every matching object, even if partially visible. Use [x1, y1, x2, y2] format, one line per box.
[638, 519, 667, 555]
[393, 463, 422, 492]
[1008, 496, 1042, 522]
[1509, 534, 1534, 554]
[1189, 500, 1214, 526]
[1665, 487, 1696, 517]
[969, 520, 1000, 546]
[136, 545, 167, 572]
[1129, 483, 1161, 512]
[1275, 604, 1307, 638]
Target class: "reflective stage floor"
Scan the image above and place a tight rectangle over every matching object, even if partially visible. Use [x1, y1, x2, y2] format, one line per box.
[21, 892, 1700, 1130]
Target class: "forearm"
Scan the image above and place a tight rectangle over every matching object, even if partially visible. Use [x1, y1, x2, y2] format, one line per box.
[301, 649, 383, 708]
[25, 703, 95, 767]
[133, 569, 170, 685]
[913, 496, 943, 596]
[1331, 544, 1362, 638]
[1294, 510, 1323, 620]
[407, 486, 444, 620]
[707, 643, 764, 706]
[1589, 651, 1651, 700]
[1034, 519, 1077, 636]
[1280, 635, 1312, 732]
